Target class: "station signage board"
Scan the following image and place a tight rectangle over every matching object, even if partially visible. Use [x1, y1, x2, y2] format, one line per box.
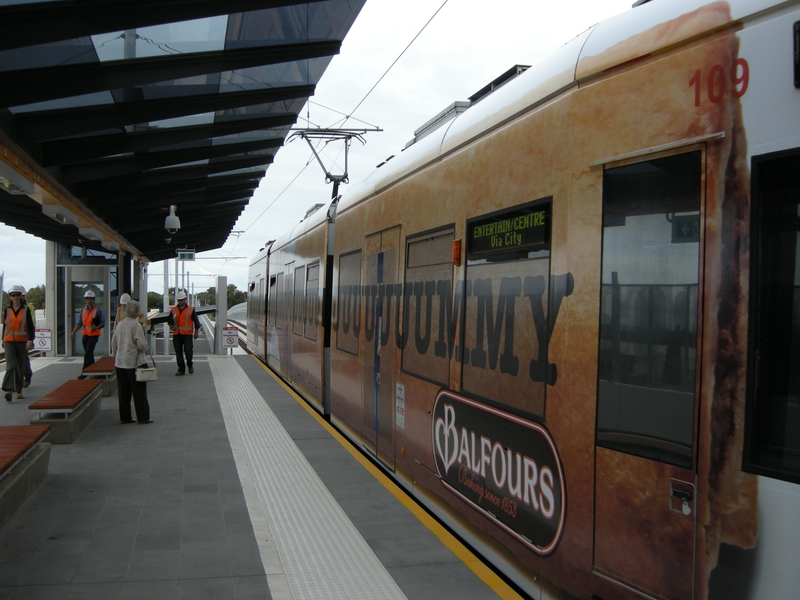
[35, 328, 51, 351]
[222, 326, 238, 348]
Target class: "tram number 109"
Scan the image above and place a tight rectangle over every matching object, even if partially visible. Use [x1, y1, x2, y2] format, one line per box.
[689, 58, 749, 106]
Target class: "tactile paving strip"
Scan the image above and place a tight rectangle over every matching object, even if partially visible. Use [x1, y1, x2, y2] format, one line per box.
[210, 357, 407, 600]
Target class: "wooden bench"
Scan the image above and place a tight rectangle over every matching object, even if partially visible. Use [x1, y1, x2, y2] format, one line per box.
[0, 425, 51, 530]
[81, 356, 117, 397]
[29, 379, 104, 444]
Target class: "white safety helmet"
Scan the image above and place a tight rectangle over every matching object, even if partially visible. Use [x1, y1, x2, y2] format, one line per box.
[176, 291, 187, 301]
[119, 293, 131, 304]
[84, 290, 96, 298]
[9, 284, 25, 295]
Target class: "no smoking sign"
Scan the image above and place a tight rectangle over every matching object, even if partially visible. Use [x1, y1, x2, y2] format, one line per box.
[222, 327, 238, 348]
[35, 328, 51, 351]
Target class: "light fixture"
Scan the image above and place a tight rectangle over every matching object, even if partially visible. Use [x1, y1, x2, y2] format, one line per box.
[79, 227, 103, 241]
[0, 162, 34, 196]
[165, 205, 180, 234]
[42, 203, 79, 225]
[102, 240, 120, 252]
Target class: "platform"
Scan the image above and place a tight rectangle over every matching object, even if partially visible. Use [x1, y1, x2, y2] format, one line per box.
[0, 353, 518, 599]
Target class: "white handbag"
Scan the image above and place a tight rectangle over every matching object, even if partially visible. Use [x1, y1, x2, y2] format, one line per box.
[135, 347, 157, 381]
[135, 366, 157, 382]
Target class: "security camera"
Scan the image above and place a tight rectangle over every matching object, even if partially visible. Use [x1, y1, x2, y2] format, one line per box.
[165, 205, 181, 234]
[165, 237, 172, 244]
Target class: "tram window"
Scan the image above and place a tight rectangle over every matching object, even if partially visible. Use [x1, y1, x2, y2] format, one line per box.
[305, 263, 320, 341]
[270, 272, 286, 328]
[293, 265, 305, 336]
[597, 151, 701, 469]
[402, 229, 454, 385]
[461, 199, 552, 420]
[336, 250, 361, 355]
[745, 151, 800, 483]
[268, 276, 277, 326]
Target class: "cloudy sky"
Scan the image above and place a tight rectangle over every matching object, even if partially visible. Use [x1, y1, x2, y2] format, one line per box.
[1, 0, 635, 296]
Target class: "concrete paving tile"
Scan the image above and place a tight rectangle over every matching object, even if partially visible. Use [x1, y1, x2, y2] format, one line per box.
[73, 551, 133, 583]
[226, 538, 266, 577]
[7, 584, 71, 600]
[0, 556, 32, 586]
[133, 528, 181, 552]
[65, 582, 125, 599]
[17, 563, 78, 586]
[121, 579, 181, 600]
[126, 548, 181, 581]
[179, 544, 232, 580]
[233, 575, 272, 600]
[178, 576, 236, 600]
[388, 562, 495, 600]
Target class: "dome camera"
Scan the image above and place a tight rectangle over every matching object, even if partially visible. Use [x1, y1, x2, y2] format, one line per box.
[165, 205, 181, 235]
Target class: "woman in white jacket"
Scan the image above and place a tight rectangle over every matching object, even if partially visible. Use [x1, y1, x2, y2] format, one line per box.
[110, 300, 152, 424]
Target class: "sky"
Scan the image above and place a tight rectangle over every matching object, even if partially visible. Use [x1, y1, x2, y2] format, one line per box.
[0, 0, 635, 296]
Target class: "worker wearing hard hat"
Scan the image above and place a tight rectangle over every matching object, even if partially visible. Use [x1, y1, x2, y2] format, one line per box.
[3, 285, 35, 401]
[168, 290, 200, 376]
[113, 293, 145, 329]
[70, 289, 106, 373]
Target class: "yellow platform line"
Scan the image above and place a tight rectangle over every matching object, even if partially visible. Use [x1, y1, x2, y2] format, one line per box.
[252, 356, 524, 600]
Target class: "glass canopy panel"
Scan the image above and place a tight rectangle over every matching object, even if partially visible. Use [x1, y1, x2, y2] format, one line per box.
[10, 91, 115, 114]
[309, 0, 365, 40]
[92, 17, 228, 62]
[109, 75, 222, 104]
[226, 6, 309, 48]
[226, 0, 359, 47]
[0, 0, 60, 5]
[0, 38, 97, 72]
[221, 61, 305, 92]
[127, 114, 217, 132]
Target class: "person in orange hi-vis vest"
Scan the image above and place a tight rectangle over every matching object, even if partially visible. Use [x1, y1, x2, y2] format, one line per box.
[168, 290, 201, 376]
[2, 285, 34, 402]
[70, 289, 106, 375]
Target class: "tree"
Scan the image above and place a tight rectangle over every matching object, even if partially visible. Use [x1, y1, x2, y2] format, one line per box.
[147, 291, 163, 311]
[197, 287, 215, 306]
[228, 284, 246, 307]
[25, 285, 45, 310]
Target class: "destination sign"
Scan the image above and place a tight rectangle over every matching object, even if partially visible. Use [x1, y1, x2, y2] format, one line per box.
[467, 200, 551, 257]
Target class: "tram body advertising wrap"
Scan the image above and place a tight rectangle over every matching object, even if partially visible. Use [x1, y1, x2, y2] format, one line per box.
[247, 1, 800, 598]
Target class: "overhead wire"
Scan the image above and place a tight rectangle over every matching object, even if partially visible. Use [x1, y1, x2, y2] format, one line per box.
[234, 0, 450, 243]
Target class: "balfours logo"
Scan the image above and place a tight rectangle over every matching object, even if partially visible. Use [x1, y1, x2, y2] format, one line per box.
[432, 390, 565, 555]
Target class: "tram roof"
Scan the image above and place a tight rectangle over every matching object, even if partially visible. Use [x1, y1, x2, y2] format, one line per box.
[0, 0, 365, 263]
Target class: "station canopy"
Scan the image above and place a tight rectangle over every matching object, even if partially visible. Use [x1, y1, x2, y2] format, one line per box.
[0, 0, 365, 262]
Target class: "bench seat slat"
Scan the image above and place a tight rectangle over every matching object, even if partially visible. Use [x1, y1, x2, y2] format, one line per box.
[82, 356, 116, 374]
[28, 380, 103, 412]
[0, 425, 51, 475]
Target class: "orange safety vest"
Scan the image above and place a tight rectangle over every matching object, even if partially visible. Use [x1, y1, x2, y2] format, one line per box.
[82, 306, 101, 337]
[3, 307, 28, 343]
[171, 305, 195, 335]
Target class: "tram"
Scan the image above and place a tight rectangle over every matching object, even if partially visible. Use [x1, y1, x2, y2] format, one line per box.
[247, 0, 800, 597]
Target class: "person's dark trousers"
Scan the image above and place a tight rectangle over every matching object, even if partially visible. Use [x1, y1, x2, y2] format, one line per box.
[117, 366, 150, 422]
[82, 335, 99, 369]
[23, 353, 32, 386]
[2, 341, 26, 393]
[172, 335, 193, 373]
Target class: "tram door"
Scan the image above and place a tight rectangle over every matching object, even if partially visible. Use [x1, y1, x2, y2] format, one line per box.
[593, 151, 703, 600]
[281, 262, 294, 380]
[362, 227, 399, 470]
